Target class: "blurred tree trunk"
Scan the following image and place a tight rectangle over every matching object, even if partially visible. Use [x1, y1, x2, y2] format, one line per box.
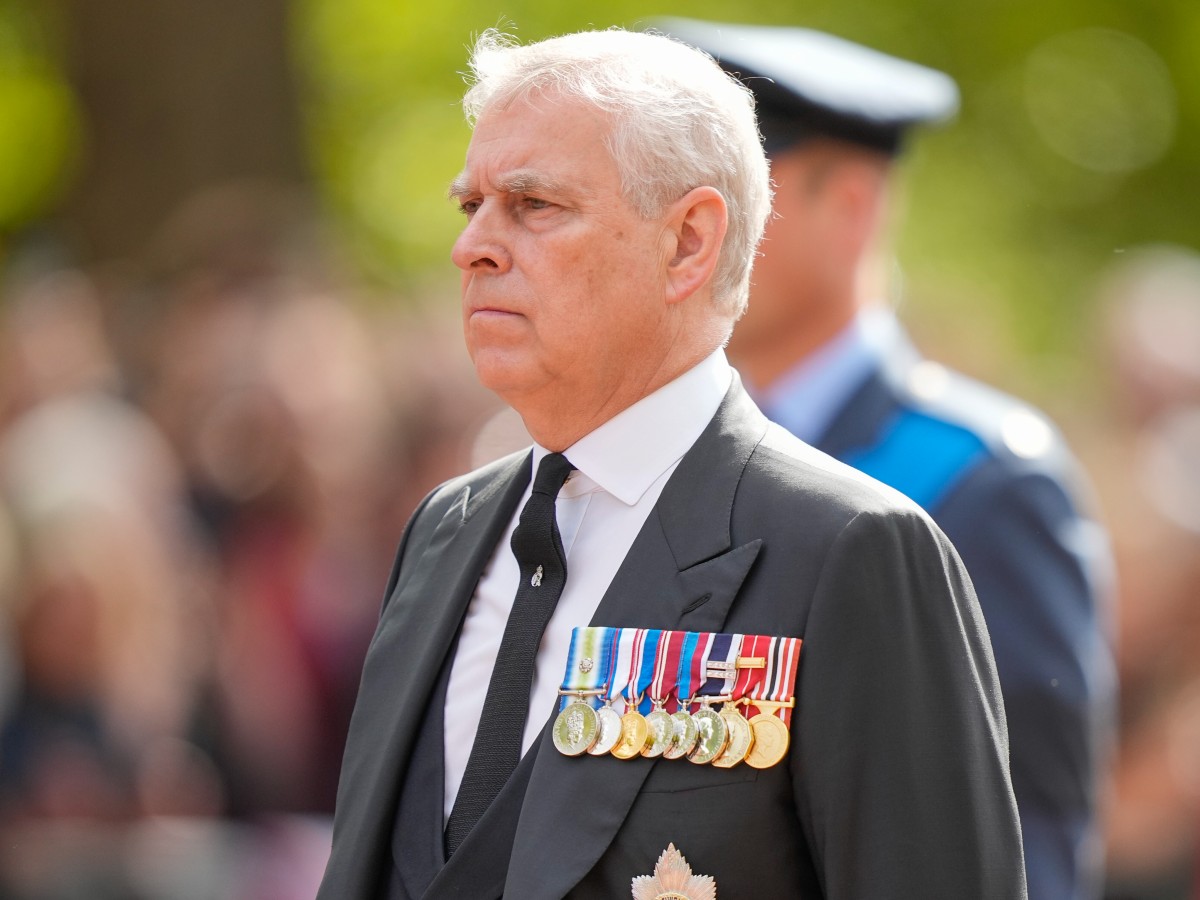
[50, 0, 309, 264]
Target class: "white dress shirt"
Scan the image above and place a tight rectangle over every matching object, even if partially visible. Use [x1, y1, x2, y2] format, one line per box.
[442, 349, 733, 820]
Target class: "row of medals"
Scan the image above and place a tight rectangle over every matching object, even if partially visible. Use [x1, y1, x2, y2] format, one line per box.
[552, 692, 790, 769]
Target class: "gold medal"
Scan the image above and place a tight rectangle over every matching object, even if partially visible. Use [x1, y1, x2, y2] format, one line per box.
[686, 705, 728, 765]
[744, 712, 790, 769]
[588, 702, 624, 756]
[612, 710, 651, 760]
[663, 709, 699, 760]
[711, 705, 754, 768]
[552, 699, 600, 756]
[641, 703, 674, 758]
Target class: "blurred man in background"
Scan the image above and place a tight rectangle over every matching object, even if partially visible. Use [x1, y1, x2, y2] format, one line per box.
[658, 19, 1117, 900]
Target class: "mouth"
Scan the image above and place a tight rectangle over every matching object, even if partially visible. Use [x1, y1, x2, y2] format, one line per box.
[468, 306, 521, 321]
[465, 296, 523, 318]
[462, 279, 524, 322]
[463, 271, 517, 314]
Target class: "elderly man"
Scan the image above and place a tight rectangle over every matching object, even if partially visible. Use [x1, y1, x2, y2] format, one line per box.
[318, 28, 1027, 899]
[654, 19, 1117, 900]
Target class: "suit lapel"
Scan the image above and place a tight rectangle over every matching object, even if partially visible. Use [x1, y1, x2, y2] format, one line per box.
[323, 452, 530, 898]
[502, 380, 768, 898]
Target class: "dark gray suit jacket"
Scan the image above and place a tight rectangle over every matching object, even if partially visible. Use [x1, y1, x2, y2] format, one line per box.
[318, 379, 1027, 899]
[811, 329, 1115, 900]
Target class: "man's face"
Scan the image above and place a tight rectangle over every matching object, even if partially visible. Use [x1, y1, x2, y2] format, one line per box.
[450, 94, 674, 416]
[729, 141, 889, 387]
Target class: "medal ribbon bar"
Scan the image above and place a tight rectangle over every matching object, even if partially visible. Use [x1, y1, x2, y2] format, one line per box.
[773, 637, 802, 728]
[731, 633, 770, 713]
[693, 632, 735, 701]
[623, 628, 648, 711]
[649, 630, 686, 709]
[743, 635, 776, 718]
[743, 635, 803, 726]
[632, 629, 664, 715]
[675, 630, 703, 710]
[552, 628, 804, 768]
[606, 628, 639, 710]
[557, 626, 614, 710]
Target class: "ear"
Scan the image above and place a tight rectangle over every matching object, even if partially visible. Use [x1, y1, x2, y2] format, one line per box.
[663, 186, 728, 305]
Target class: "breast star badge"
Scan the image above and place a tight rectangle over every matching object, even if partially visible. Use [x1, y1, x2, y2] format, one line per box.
[631, 843, 716, 900]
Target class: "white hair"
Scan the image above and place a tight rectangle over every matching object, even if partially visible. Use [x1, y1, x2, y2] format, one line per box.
[462, 28, 771, 320]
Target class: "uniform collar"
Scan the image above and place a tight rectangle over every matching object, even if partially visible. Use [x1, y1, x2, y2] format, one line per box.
[755, 307, 898, 444]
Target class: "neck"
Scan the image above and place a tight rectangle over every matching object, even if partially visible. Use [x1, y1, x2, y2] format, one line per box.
[730, 295, 858, 393]
[517, 343, 719, 451]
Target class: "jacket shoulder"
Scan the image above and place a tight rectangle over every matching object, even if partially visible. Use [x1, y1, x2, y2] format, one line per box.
[851, 360, 1081, 510]
[754, 421, 932, 524]
[419, 448, 529, 517]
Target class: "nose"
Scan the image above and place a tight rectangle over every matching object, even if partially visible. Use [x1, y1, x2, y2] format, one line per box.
[451, 202, 511, 274]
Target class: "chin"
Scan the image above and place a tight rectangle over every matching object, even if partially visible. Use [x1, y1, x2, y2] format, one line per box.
[470, 353, 536, 399]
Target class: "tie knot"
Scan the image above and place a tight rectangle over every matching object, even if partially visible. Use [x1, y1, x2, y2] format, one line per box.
[531, 452, 575, 497]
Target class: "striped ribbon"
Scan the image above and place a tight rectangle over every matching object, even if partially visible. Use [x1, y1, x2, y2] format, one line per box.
[648, 630, 687, 711]
[772, 637, 803, 727]
[607, 628, 639, 711]
[694, 632, 734, 698]
[557, 626, 613, 711]
[675, 630, 706, 711]
[556, 628, 803, 720]
[632, 629, 664, 714]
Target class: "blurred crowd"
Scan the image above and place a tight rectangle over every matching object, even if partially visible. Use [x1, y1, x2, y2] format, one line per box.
[0, 186, 511, 898]
[1088, 246, 1200, 900]
[0, 185, 1197, 899]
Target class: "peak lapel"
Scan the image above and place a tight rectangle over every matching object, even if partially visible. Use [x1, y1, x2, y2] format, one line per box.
[321, 452, 530, 898]
[503, 381, 769, 898]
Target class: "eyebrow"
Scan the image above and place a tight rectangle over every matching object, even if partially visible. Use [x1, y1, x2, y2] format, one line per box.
[447, 169, 572, 201]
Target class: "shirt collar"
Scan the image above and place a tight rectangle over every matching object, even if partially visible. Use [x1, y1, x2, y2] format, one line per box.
[754, 307, 897, 444]
[531, 349, 732, 506]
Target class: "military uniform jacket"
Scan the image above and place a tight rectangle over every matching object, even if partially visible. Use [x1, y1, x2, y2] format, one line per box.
[810, 331, 1115, 900]
[318, 379, 1028, 899]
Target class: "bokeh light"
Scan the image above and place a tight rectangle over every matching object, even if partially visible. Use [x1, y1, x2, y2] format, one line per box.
[1024, 28, 1176, 174]
[0, 8, 80, 233]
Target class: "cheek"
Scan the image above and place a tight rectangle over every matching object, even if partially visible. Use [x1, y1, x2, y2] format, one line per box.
[753, 231, 788, 285]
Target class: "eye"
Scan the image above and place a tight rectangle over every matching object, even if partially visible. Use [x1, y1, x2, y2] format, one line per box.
[523, 197, 552, 211]
[457, 198, 481, 217]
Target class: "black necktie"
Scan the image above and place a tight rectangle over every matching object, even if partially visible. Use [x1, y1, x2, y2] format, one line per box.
[445, 451, 575, 855]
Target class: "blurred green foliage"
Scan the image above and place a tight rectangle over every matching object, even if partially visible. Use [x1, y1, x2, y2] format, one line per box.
[4, 0, 1195, 395]
[292, 0, 1199, 393]
[0, 0, 78, 240]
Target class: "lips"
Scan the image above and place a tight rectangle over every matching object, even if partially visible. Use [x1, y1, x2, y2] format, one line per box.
[468, 306, 523, 324]
[463, 278, 525, 321]
[465, 291, 523, 318]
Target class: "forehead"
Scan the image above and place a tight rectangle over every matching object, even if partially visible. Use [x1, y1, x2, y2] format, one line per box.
[457, 94, 620, 194]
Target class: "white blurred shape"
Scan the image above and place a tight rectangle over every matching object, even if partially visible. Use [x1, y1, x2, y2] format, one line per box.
[1139, 405, 1200, 534]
